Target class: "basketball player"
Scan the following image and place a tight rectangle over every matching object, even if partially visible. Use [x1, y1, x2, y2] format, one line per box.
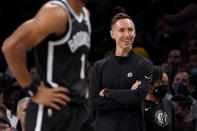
[2, 0, 93, 130]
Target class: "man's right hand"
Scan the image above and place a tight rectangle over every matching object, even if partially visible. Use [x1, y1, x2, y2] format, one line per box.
[31, 82, 70, 110]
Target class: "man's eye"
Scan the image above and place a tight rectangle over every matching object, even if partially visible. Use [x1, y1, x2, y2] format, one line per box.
[119, 29, 124, 32]
[128, 28, 133, 32]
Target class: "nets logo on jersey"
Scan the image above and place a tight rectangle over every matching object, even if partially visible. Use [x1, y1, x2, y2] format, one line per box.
[68, 31, 90, 53]
[154, 110, 169, 127]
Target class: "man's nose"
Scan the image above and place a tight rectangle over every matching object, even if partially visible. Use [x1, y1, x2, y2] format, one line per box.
[124, 31, 130, 37]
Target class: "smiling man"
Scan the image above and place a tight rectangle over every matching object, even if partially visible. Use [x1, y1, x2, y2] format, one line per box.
[89, 13, 153, 131]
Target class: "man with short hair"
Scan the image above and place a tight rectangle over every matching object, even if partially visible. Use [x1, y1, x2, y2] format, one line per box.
[171, 69, 197, 120]
[89, 12, 153, 131]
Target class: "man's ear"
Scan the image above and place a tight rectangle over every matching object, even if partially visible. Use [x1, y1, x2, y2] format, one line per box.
[110, 30, 114, 39]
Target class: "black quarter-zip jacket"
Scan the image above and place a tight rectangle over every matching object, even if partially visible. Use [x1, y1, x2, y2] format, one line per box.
[89, 49, 153, 131]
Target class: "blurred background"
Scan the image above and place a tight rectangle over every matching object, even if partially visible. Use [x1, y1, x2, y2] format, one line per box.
[0, 0, 197, 130]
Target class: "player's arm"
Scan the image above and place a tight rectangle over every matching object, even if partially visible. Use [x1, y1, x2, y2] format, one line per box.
[2, 4, 70, 110]
[2, 4, 67, 87]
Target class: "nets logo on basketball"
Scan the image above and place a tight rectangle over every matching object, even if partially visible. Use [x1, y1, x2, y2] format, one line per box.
[68, 31, 90, 53]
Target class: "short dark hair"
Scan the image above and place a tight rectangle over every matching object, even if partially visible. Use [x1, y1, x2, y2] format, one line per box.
[174, 67, 191, 82]
[171, 94, 192, 109]
[110, 13, 133, 30]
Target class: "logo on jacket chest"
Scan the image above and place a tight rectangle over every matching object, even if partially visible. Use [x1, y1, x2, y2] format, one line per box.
[127, 72, 133, 78]
[68, 31, 90, 53]
[155, 110, 169, 127]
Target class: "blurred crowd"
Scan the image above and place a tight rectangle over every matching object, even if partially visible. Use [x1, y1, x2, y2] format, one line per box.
[0, 0, 197, 130]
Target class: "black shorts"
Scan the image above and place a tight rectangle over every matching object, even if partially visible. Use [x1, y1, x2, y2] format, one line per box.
[25, 99, 94, 131]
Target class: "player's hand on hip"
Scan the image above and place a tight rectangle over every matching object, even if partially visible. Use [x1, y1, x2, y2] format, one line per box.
[31, 82, 70, 110]
[131, 80, 141, 90]
[99, 89, 104, 97]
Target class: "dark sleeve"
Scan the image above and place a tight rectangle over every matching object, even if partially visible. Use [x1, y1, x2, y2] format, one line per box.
[170, 101, 178, 131]
[107, 60, 153, 107]
[89, 62, 122, 110]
